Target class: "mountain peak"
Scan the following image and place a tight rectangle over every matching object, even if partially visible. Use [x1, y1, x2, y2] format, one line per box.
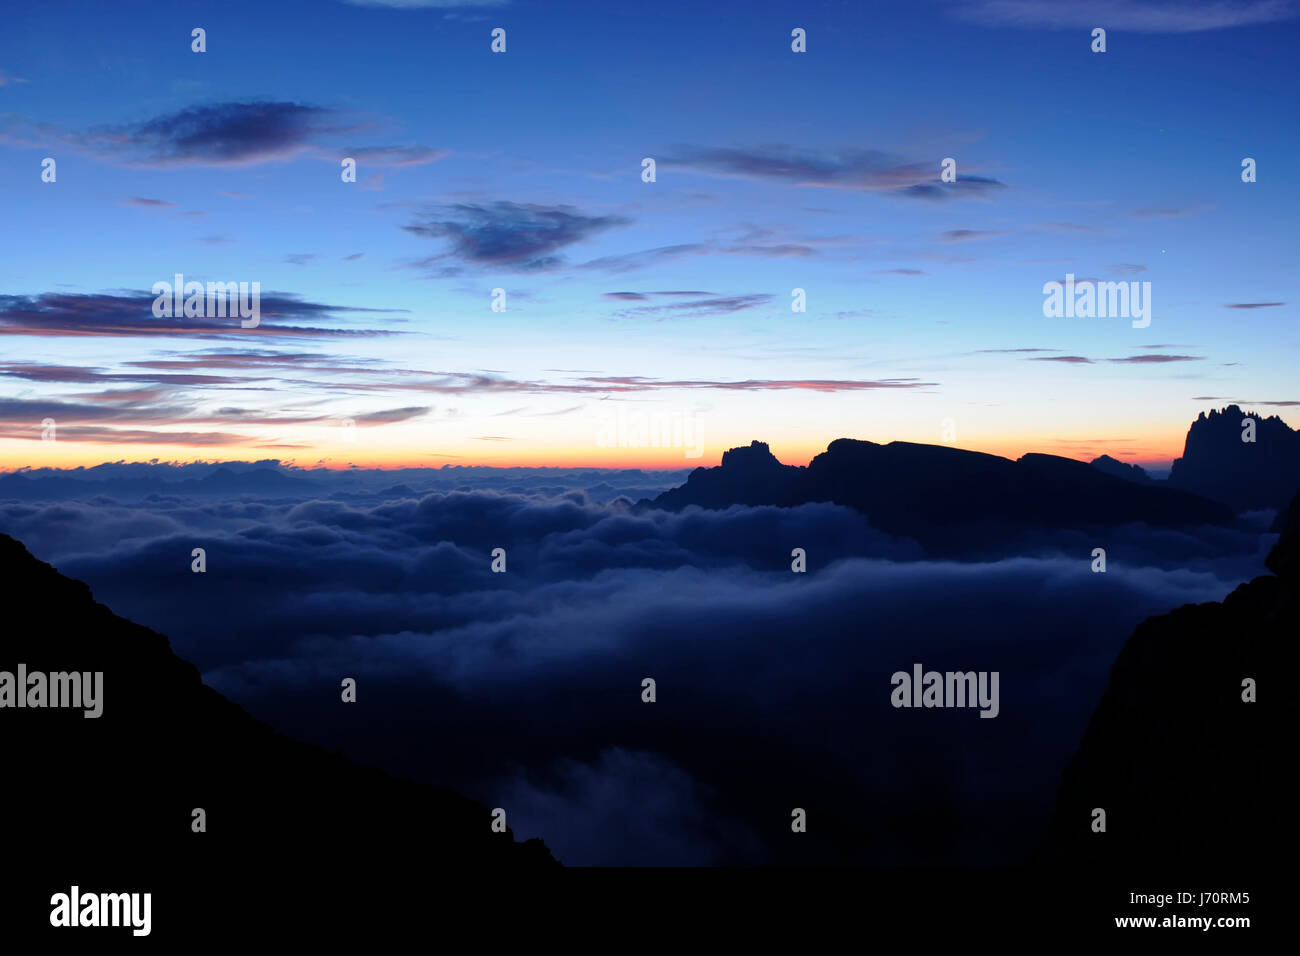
[719, 440, 782, 469]
[1089, 454, 1152, 484]
[1169, 405, 1300, 511]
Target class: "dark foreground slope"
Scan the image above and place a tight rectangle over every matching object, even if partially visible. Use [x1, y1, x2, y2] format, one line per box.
[1039, 494, 1290, 871]
[0, 533, 554, 938]
[648, 439, 1233, 554]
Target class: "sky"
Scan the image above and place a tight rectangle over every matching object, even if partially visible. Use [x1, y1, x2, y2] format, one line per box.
[1, 0, 1297, 470]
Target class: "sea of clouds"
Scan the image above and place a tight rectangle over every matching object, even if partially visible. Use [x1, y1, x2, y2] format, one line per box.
[0, 464, 1277, 865]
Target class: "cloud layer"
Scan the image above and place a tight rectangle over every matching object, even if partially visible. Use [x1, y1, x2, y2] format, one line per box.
[0, 474, 1274, 865]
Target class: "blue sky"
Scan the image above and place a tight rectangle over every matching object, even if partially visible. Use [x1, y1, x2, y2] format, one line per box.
[2, 0, 1297, 469]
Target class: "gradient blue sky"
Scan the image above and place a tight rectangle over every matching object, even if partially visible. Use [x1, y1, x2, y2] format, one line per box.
[2, 0, 1297, 469]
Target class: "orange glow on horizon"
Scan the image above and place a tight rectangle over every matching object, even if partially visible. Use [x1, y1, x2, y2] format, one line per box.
[0, 431, 1190, 473]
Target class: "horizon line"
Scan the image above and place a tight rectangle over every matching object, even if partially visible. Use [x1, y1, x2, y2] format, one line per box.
[0, 437, 1188, 474]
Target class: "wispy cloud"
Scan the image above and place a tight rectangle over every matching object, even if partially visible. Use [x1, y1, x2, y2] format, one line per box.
[950, 0, 1299, 33]
[95, 101, 347, 167]
[939, 229, 1005, 242]
[579, 245, 705, 273]
[328, 371, 941, 396]
[1030, 354, 1204, 365]
[979, 348, 1058, 354]
[0, 425, 250, 445]
[1131, 207, 1187, 219]
[663, 145, 1006, 200]
[0, 397, 203, 434]
[2, 101, 445, 171]
[344, 145, 449, 167]
[601, 291, 711, 301]
[579, 236, 824, 273]
[580, 376, 937, 392]
[0, 292, 406, 339]
[352, 406, 431, 424]
[0, 360, 239, 387]
[609, 293, 775, 319]
[403, 201, 632, 272]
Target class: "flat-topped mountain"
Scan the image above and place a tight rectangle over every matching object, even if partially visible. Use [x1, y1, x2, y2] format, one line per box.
[649, 440, 803, 509]
[646, 438, 1233, 554]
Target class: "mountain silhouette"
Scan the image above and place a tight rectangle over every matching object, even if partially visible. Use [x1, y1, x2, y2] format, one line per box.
[1089, 454, 1152, 484]
[1168, 405, 1300, 512]
[192, 466, 318, 494]
[0, 465, 320, 500]
[0, 532, 554, 937]
[1039, 492, 1289, 870]
[646, 439, 1233, 554]
[649, 440, 802, 509]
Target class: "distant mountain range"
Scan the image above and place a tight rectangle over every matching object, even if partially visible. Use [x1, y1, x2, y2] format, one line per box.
[0, 461, 688, 504]
[0, 465, 321, 500]
[1088, 406, 1300, 516]
[644, 438, 1234, 555]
